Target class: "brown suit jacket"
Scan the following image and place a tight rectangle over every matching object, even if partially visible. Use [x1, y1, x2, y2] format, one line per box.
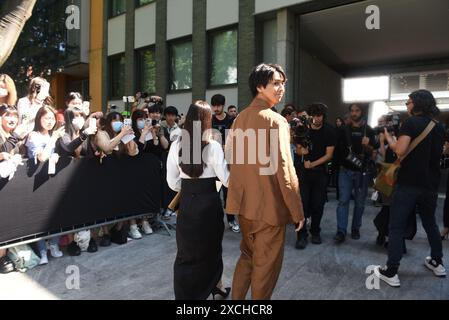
[225, 98, 304, 226]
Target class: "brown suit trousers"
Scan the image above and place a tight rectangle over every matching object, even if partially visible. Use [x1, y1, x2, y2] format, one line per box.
[232, 216, 286, 300]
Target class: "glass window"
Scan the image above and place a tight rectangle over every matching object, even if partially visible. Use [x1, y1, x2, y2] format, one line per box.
[136, 48, 156, 94]
[136, 0, 155, 7]
[209, 29, 238, 86]
[109, 54, 126, 99]
[169, 40, 193, 91]
[263, 19, 277, 63]
[110, 0, 126, 17]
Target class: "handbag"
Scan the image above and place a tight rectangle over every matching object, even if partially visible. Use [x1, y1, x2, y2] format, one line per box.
[168, 192, 181, 215]
[7, 244, 40, 273]
[374, 121, 435, 196]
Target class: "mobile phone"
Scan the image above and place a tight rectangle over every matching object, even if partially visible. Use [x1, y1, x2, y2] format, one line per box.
[89, 118, 97, 129]
[124, 119, 132, 127]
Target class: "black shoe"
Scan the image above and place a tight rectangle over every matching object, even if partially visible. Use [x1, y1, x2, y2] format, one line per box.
[295, 238, 308, 250]
[87, 239, 98, 253]
[334, 232, 345, 244]
[0, 256, 15, 274]
[351, 229, 360, 240]
[311, 234, 322, 245]
[111, 227, 128, 245]
[376, 234, 386, 246]
[211, 287, 231, 300]
[67, 241, 81, 256]
[99, 235, 111, 247]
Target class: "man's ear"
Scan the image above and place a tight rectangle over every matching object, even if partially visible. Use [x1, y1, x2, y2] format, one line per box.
[256, 85, 264, 94]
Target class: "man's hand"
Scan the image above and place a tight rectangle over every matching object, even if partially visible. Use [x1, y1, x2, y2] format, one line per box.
[443, 141, 449, 155]
[295, 219, 305, 232]
[362, 136, 370, 146]
[304, 160, 314, 169]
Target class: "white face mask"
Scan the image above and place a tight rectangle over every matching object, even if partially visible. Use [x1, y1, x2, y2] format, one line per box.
[72, 117, 85, 131]
[0, 88, 8, 98]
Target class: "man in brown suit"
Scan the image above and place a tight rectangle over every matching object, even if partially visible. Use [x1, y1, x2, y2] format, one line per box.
[225, 64, 305, 300]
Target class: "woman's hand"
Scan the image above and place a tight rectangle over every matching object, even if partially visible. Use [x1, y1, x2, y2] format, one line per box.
[0, 152, 12, 161]
[120, 124, 134, 137]
[50, 153, 60, 164]
[52, 126, 66, 140]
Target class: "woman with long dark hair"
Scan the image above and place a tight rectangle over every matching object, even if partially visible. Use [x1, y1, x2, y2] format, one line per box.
[26, 104, 66, 265]
[167, 101, 230, 300]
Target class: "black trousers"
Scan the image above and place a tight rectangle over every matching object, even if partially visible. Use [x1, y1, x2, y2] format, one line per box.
[444, 174, 449, 228]
[387, 185, 442, 270]
[221, 186, 235, 223]
[297, 169, 328, 239]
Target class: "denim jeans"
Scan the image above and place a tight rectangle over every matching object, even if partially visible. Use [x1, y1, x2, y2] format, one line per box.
[387, 184, 442, 270]
[336, 167, 369, 235]
[37, 236, 61, 253]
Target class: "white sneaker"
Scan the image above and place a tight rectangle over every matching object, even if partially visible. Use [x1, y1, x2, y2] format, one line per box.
[229, 221, 240, 233]
[374, 266, 401, 287]
[425, 257, 447, 277]
[39, 250, 49, 265]
[129, 224, 143, 239]
[49, 244, 63, 258]
[142, 221, 153, 235]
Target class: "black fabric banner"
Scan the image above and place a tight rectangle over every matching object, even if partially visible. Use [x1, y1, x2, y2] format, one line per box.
[0, 153, 162, 244]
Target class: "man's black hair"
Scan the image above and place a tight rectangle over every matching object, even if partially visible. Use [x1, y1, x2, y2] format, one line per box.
[249, 64, 286, 98]
[164, 106, 179, 116]
[211, 94, 226, 107]
[307, 103, 328, 117]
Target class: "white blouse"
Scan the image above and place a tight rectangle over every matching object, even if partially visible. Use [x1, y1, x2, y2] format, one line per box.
[167, 139, 229, 192]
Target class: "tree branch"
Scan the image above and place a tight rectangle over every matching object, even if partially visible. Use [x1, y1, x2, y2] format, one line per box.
[0, 0, 36, 68]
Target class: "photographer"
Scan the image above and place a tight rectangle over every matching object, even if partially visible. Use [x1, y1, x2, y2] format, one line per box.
[294, 103, 336, 249]
[373, 115, 399, 247]
[375, 90, 446, 287]
[334, 103, 377, 243]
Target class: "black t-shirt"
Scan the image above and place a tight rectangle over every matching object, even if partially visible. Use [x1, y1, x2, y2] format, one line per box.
[336, 123, 377, 171]
[397, 116, 444, 191]
[212, 113, 234, 146]
[303, 123, 336, 170]
[384, 144, 397, 164]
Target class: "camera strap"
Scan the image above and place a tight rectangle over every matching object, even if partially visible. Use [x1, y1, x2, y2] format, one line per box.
[399, 120, 435, 162]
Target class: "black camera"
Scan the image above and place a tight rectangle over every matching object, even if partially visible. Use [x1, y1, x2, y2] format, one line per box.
[151, 119, 160, 126]
[345, 151, 363, 170]
[292, 115, 313, 149]
[375, 113, 401, 135]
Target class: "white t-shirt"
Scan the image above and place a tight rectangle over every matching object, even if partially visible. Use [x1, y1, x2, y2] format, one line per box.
[17, 97, 43, 135]
[25, 131, 55, 160]
[166, 139, 229, 192]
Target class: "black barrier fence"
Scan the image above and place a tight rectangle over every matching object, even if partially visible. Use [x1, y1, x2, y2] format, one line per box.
[0, 153, 162, 247]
